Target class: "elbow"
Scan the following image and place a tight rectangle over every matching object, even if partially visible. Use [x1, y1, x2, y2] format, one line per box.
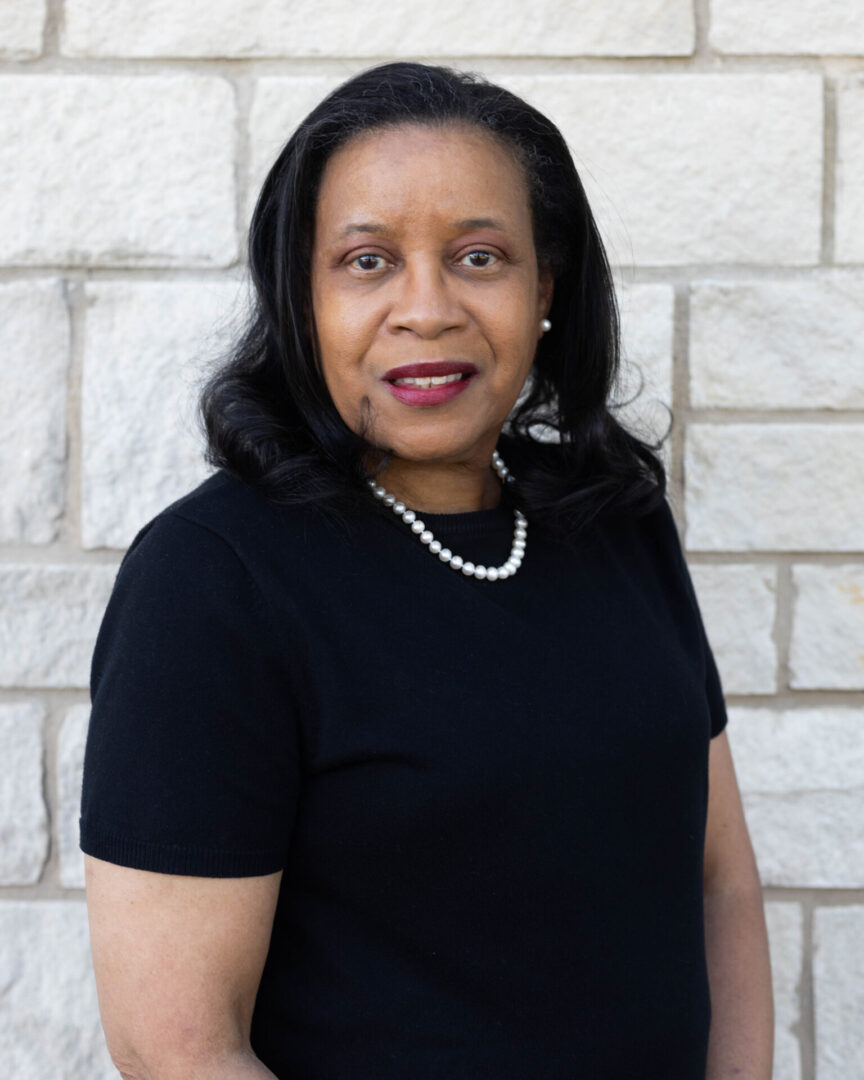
[102, 1030, 258, 1080]
[105, 1045, 150, 1080]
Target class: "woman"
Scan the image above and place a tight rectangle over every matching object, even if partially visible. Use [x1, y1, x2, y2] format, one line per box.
[81, 62, 773, 1079]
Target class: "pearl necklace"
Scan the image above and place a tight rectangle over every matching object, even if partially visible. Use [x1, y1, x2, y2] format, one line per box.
[366, 449, 527, 581]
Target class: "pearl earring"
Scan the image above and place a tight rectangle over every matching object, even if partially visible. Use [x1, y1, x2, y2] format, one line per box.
[540, 318, 552, 333]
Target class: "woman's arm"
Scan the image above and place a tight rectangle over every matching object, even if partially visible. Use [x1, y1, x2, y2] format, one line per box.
[85, 854, 282, 1080]
[702, 730, 774, 1080]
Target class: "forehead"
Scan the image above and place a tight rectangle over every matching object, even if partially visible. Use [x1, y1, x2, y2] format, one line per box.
[314, 124, 532, 238]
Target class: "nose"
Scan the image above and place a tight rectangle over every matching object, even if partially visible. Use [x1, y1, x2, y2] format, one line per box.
[386, 258, 467, 339]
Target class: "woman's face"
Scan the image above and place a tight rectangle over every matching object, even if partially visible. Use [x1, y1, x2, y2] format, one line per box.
[310, 123, 554, 470]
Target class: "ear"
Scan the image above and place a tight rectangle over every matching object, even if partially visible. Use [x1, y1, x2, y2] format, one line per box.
[537, 266, 554, 320]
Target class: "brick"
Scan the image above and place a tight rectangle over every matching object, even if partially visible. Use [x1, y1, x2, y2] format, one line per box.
[711, 0, 864, 55]
[814, 906, 864, 1080]
[790, 565, 864, 689]
[248, 76, 343, 224]
[765, 903, 803, 1080]
[613, 284, 674, 447]
[690, 278, 864, 409]
[0, 280, 69, 542]
[0, 901, 115, 1079]
[0, 703, 47, 885]
[81, 280, 239, 549]
[0, 77, 236, 268]
[0, 0, 45, 58]
[685, 424, 864, 552]
[836, 80, 864, 265]
[63, 0, 694, 58]
[59, 706, 90, 889]
[729, 707, 864, 887]
[0, 565, 117, 689]
[688, 565, 777, 694]
[501, 75, 822, 266]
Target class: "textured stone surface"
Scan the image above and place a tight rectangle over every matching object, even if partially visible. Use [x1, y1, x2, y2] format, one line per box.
[790, 565, 864, 689]
[0, 704, 47, 885]
[81, 280, 242, 549]
[688, 564, 777, 694]
[501, 74, 822, 267]
[248, 76, 343, 223]
[0, 901, 115, 1079]
[685, 424, 864, 551]
[690, 278, 864, 408]
[729, 707, 864, 887]
[59, 707, 90, 890]
[765, 903, 803, 1080]
[836, 80, 864, 265]
[0, 279, 70, 542]
[612, 283, 674, 446]
[0, 0, 45, 58]
[814, 906, 864, 1080]
[63, 0, 694, 58]
[712, 0, 864, 54]
[0, 565, 118, 689]
[0, 77, 236, 267]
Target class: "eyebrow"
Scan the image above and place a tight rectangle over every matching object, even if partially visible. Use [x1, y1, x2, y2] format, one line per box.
[338, 217, 507, 238]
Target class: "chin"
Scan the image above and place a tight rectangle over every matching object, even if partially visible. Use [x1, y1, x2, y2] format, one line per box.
[385, 431, 497, 465]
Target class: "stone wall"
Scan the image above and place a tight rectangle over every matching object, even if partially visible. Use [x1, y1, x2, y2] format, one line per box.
[1, 2, 863, 1076]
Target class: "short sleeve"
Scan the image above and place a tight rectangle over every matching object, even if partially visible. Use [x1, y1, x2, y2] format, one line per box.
[80, 512, 302, 877]
[652, 498, 729, 740]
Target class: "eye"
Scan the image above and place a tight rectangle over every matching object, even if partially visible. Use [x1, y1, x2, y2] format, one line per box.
[459, 249, 499, 269]
[349, 253, 389, 272]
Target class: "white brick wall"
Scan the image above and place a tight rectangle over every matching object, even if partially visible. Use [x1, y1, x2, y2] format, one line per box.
[500, 74, 823, 267]
[0, 280, 70, 543]
[81, 280, 240, 549]
[685, 424, 864, 552]
[0, 76, 237, 267]
[62, 0, 695, 58]
[729, 708, 864, 888]
[711, 0, 864, 55]
[690, 279, 864, 409]
[0, 0, 46, 59]
[814, 907, 864, 1080]
[1, 5, 861, 1077]
[765, 903, 804, 1080]
[0, 902, 115, 1078]
[0, 704, 48, 885]
[836, 79, 864, 265]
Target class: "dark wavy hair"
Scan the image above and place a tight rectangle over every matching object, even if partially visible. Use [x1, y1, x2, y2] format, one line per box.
[199, 60, 667, 538]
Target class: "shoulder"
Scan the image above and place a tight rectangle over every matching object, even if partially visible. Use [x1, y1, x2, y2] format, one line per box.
[121, 468, 332, 579]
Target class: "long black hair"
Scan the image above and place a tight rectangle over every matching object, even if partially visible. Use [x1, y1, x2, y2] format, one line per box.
[199, 61, 667, 538]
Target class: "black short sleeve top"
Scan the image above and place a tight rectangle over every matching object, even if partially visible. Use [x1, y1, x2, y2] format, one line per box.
[80, 441, 727, 1080]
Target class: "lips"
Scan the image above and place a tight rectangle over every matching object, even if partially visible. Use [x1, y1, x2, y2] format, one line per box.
[382, 360, 478, 407]
[383, 360, 479, 381]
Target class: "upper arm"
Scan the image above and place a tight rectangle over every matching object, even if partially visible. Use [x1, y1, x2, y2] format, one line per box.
[703, 730, 761, 896]
[85, 854, 281, 1077]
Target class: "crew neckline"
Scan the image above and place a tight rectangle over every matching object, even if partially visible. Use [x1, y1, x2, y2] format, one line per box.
[404, 487, 517, 535]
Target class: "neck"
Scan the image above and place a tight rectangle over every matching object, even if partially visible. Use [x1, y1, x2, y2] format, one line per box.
[365, 453, 503, 514]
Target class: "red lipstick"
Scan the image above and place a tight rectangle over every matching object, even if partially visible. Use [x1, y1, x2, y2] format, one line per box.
[382, 360, 478, 408]
[383, 360, 478, 380]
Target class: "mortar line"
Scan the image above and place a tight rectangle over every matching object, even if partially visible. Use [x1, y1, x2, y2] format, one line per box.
[692, 0, 711, 59]
[774, 559, 794, 692]
[1, 54, 864, 78]
[669, 285, 690, 530]
[822, 78, 838, 264]
[40, 702, 63, 893]
[230, 72, 253, 271]
[63, 279, 86, 550]
[41, 0, 63, 57]
[801, 900, 816, 1080]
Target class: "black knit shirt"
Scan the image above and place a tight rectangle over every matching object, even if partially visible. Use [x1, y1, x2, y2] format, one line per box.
[80, 437, 727, 1080]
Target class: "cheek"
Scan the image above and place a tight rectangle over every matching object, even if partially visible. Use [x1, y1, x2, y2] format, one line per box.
[315, 287, 377, 361]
